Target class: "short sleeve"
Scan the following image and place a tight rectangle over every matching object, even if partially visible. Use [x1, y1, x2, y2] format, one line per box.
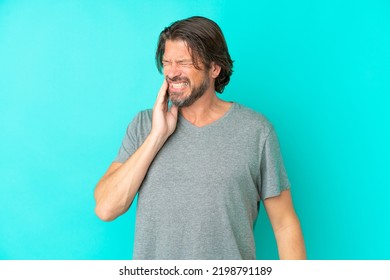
[113, 110, 153, 163]
[113, 119, 138, 163]
[259, 127, 291, 200]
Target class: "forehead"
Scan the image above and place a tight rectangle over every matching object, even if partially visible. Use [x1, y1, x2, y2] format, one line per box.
[163, 40, 192, 60]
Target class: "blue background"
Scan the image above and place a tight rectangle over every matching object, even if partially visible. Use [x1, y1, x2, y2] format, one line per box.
[1, 0, 389, 260]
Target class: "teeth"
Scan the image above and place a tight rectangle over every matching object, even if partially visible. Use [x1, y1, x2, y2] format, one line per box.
[172, 82, 188, 89]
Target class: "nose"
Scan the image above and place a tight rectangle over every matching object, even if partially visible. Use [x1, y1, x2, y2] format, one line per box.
[164, 63, 182, 80]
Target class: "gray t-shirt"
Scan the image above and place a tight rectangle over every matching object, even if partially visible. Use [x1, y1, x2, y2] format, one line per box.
[115, 102, 290, 259]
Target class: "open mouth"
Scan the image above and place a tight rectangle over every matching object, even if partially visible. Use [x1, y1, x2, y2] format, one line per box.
[171, 82, 189, 89]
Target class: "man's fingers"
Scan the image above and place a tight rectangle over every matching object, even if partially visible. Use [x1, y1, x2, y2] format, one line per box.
[153, 80, 169, 114]
[156, 79, 168, 103]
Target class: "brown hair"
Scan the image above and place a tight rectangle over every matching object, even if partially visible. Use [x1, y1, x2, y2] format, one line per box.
[156, 16, 233, 93]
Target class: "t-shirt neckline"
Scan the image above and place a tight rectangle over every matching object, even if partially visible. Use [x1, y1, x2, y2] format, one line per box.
[178, 102, 237, 130]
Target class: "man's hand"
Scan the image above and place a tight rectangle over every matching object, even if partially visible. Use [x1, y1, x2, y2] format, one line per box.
[151, 80, 179, 141]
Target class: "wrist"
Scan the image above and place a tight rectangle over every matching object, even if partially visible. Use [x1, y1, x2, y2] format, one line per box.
[148, 131, 169, 149]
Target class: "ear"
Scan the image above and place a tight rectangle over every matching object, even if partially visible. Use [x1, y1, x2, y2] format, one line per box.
[209, 62, 221, 79]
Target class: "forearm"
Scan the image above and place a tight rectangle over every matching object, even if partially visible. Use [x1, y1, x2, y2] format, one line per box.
[94, 133, 167, 221]
[274, 217, 306, 260]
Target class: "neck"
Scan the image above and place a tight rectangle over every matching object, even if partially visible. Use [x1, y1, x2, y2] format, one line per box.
[179, 89, 232, 127]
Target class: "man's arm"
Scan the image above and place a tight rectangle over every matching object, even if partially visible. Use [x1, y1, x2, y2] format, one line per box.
[94, 80, 178, 221]
[263, 190, 306, 259]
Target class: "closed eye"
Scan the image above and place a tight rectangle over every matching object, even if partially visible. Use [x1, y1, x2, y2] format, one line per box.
[179, 62, 193, 66]
[162, 59, 193, 68]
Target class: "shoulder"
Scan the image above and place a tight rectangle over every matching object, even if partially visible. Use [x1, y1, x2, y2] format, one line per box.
[231, 102, 274, 135]
[125, 108, 153, 136]
[133, 109, 153, 123]
[127, 109, 153, 128]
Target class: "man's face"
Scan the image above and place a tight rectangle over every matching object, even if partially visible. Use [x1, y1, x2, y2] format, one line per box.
[162, 40, 211, 107]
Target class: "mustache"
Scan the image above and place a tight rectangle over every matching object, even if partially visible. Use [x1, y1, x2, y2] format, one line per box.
[166, 76, 190, 83]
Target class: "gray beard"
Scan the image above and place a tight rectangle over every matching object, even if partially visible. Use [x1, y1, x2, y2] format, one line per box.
[169, 77, 210, 107]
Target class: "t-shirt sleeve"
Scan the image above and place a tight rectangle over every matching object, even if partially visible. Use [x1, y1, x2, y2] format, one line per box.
[259, 127, 291, 200]
[113, 114, 140, 164]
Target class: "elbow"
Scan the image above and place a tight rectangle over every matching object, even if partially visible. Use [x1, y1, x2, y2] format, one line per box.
[94, 188, 134, 222]
[95, 204, 118, 222]
[94, 187, 120, 222]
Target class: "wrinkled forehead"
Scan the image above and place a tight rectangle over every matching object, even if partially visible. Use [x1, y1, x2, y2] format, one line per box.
[163, 40, 192, 58]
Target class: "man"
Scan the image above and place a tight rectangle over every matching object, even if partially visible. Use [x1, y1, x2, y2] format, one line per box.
[94, 16, 306, 260]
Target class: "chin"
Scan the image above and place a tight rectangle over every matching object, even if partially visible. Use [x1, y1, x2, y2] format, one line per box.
[169, 92, 187, 103]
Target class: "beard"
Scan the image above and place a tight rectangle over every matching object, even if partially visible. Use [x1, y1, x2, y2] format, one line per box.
[167, 75, 210, 107]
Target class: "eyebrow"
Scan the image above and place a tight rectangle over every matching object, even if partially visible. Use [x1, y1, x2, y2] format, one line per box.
[162, 58, 193, 63]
